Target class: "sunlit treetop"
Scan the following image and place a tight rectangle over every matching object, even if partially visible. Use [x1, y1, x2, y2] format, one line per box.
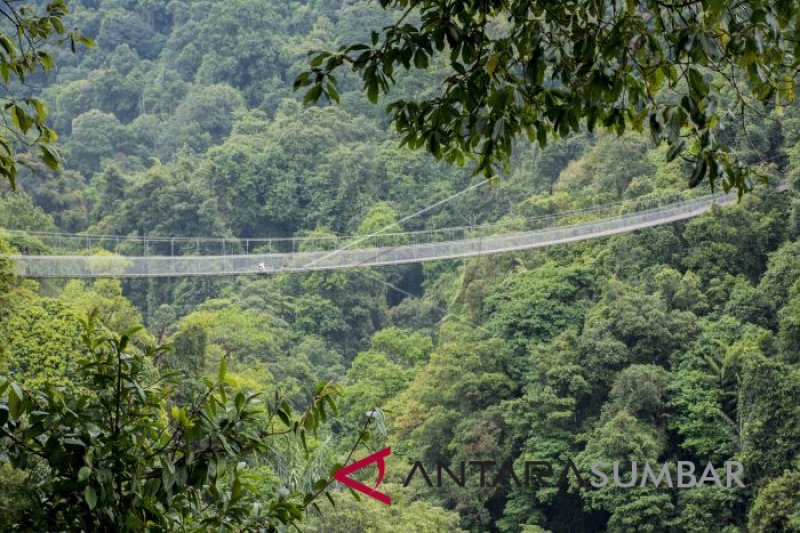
[296, 0, 800, 195]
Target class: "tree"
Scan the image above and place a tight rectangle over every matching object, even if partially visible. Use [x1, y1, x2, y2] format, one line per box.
[303, 484, 465, 532]
[96, 8, 161, 60]
[0, 191, 54, 231]
[65, 109, 134, 174]
[0, 312, 348, 530]
[159, 84, 245, 157]
[0, 286, 85, 390]
[369, 326, 433, 365]
[0, 0, 93, 189]
[723, 279, 776, 330]
[357, 202, 408, 246]
[338, 349, 412, 435]
[297, 0, 800, 193]
[682, 198, 782, 284]
[553, 133, 654, 203]
[674, 486, 741, 533]
[485, 264, 593, 354]
[574, 411, 674, 532]
[502, 329, 591, 530]
[739, 358, 800, 484]
[748, 465, 800, 532]
[777, 291, 800, 362]
[382, 323, 515, 530]
[391, 323, 514, 465]
[60, 279, 147, 338]
[188, 304, 289, 363]
[654, 267, 709, 315]
[0, 239, 13, 294]
[668, 368, 739, 462]
[603, 364, 669, 423]
[161, 317, 209, 402]
[760, 240, 800, 310]
[582, 279, 698, 366]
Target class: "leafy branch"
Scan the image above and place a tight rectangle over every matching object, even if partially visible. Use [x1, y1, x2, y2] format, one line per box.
[0, 310, 356, 530]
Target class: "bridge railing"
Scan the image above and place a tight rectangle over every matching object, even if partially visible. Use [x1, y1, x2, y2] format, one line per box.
[1, 188, 719, 258]
[8, 190, 739, 278]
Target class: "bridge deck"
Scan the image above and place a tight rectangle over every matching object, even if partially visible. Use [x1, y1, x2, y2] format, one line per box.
[8, 191, 748, 278]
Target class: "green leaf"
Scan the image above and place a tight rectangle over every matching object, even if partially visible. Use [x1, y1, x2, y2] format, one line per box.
[366, 81, 379, 104]
[218, 357, 227, 381]
[78, 466, 91, 482]
[325, 491, 336, 508]
[689, 159, 707, 187]
[76, 35, 96, 49]
[486, 53, 500, 75]
[38, 52, 54, 71]
[666, 139, 685, 162]
[50, 16, 64, 34]
[0, 35, 15, 56]
[28, 98, 48, 122]
[413, 49, 428, 69]
[304, 412, 315, 432]
[84, 486, 97, 509]
[232, 476, 242, 501]
[491, 118, 505, 141]
[303, 84, 323, 105]
[536, 123, 547, 147]
[309, 53, 328, 67]
[11, 105, 32, 134]
[326, 82, 340, 104]
[122, 326, 143, 339]
[688, 68, 708, 98]
[8, 383, 23, 419]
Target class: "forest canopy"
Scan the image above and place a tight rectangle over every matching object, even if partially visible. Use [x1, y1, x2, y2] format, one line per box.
[0, 0, 799, 531]
[298, 0, 800, 194]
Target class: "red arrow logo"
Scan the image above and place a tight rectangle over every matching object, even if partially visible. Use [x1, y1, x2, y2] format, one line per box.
[333, 447, 392, 505]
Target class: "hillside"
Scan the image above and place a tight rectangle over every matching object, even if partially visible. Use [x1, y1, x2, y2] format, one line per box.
[1, 0, 800, 531]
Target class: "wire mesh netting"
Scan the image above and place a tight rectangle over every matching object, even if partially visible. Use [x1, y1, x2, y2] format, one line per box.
[7, 191, 739, 278]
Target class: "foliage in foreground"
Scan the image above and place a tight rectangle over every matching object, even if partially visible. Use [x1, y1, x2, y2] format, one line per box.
[0, 0, 93, 189]
[0, 311, 344, 531]
[298, 0, 800, 193]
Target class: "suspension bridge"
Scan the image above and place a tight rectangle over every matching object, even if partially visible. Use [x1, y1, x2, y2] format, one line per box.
[3, 187, 784, 278]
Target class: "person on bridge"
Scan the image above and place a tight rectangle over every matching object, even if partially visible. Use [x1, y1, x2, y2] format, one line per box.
[257, 262, 266, 273]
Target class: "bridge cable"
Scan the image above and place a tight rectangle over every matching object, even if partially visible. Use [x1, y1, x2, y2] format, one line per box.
[300, 177, 492, 269]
